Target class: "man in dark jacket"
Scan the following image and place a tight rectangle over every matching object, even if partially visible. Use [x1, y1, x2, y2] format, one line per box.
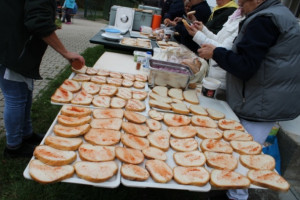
[163, 0, 185, 24]
[0, 0, 85, 158]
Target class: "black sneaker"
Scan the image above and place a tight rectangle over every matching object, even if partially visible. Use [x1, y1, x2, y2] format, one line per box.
[23, 132, 44, 145]
[3, 143, 36, 158]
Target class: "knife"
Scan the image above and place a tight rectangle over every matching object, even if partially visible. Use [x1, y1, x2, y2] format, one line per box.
[182, 15, 193, 25]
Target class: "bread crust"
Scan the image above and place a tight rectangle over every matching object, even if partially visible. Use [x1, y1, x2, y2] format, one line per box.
[218, 119, 245, 131]
[121, 164, 149, 181]
[189, 105, 208, 116]
[173, 151, 206, 167]
[170, 138, 198, 152]
[122, 122, 150, 137]
[206, 108, 225, 120]
[121, 133, 150, 150]
[90, 118, 122, 130]
[145, 160, 173, 183]
[110, 97, 126, 109]
[240, 154, 275, 170]
[53, 124, 90, 137]
[171, 103, 190, 115]
[125, 99, 146, 112]
[223, 130, 253, 141]
[230, 141, 262, 155]
[57, 115, 91, 127]
[132, 90, 148, 101]
[204, 151, 238, 170]
[61, 105, 92, 117]
[146, 119, 162, 131]
[173, 166, 210, 186]
[44, 136, 83, 151]
[51, 88, 73, 103]
[115, 147, 144, 164]
[168, 126, 197, 138]
[124, 111, 147, 124]
[60, 79, 81, 92]
[210, 169, 250, 189]
[183, 90, 199, 104]
[78, 144, 115, 162]
[163, 113, 191, 127]
[148, 109, 164, 121]
[196, 127, 223, 140]
[84, 128, 121, 146]
[142, 147, 167, 161]
[147, 130, 170, 151]
[149, 99, 171, 110]
[93, 108, 124, 119]
[191, 115, 217, 128]
[200, 139, 233, 154]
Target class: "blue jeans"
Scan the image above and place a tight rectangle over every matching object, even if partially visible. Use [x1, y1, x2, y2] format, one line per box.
[0, 66, 33, 147]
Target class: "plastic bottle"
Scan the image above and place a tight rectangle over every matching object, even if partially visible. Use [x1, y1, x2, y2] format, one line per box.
[143, 51, 152, 70]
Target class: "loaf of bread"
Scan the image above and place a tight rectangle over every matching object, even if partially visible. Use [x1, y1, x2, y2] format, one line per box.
[78, 143, 115, 162]
[92, 96, 111, 108]
[53, 124, 90, 138]
[125, 99, 146, 112]
[170, 138, 198, 152]
[173, 166, 210, 186]
[206, 108, 225, 120]
[230, 141, 262, 155]
[200, 139, 233, 154]
[44, 136, 82, 151]
[171, 103, 189, 115]
[90, 118, 122, 130]
[146, 119, 162, 131]
[149, 92, 173, 104]
[71, 90, 93, 105]
[189, 105, 208, 116]
[247, 170, 290, 191]
[196, 127, 223, 140]
[183, 90, 199, 104]
[82, 82, 100, 95]
[218, 119, 245, 131]
[74, 161, 118, 183]
[191, 115, 217, 128]
[93, 108, 123, 119]
[173, 151, 206, 167]
[60, 79, 81, 92]
[124, 111, 147, 124]
[51, 88, 73, 103]
[116, 87, 132, 100]
[34, 145, 76, 166]
[149, 99, 172, 110]
[223, 130, 253, 141]
[84, 128, 121, 146]
[204, 151, 238, 171]
[122, 121, 150, 137]
[57, 115, 91, 127]
[240, 154, 275, 170]
[145, 160, 173, 183]
[168, 88, 183, 100]
[121, 164, 149, 181]
[168, 126, 197, 138]
[61, 105, 92, 117]
[121, 134, 150, 150]
[210, 169, 250, 189]
[132, 90, 148, 101]
[29, 159, 74, 184]
[142, 147, 167, 161]
[147, 130, 170, 151]
[110, 97, 126, 109]
[115, 147, 144, 164]
[163, 113, 191, 127]
[152, 86, 168, 97]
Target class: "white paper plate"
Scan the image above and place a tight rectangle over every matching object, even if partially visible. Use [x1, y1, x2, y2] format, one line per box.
[101, 33, 123, 41]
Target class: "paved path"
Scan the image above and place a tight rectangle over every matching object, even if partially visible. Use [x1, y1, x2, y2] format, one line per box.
[0, 18, 106, 132]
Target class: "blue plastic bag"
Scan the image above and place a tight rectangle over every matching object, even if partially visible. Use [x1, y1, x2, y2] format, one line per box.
[262, 135, 281, 174]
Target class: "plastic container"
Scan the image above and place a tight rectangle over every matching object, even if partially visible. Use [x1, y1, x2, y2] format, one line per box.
[143, 51, 152, 70]
[133, 51, 146, 62]
[202, 77, 221, 98]
[152, 14, 162, 30]
[104, 28, 121, 37]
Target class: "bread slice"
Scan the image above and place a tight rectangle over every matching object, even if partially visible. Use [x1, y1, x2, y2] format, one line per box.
[29, 159, 74, 184]
[85, 67, 98, 75]
[149, 99, 171, 110]
[72, 65, 87, 74]
[122, 73, 135, 81]
[149, 92, 173, 104]
[168, 126, 197, 138]
[84, 128, 121, 146]
[110, 71, 122, 79]
[132, 90, 148, 101]
[173, 166, 210, 186]
[152, 86, 168, 97]
[145, 160, 173, 183]
[206, 108, 225, 120]
[122, 122, 150, 137]
[173, 151, 206, 167]
[53, 124, 90, 138]
[115, 147, 144, 164]
[148, 109, 164, 121]
[133, 81, 145, 89]
[189, 105, 208, 116]
[191, 115, 217, 128]
[210, 169, 250, 189]
[74, 161, 118, 183]
[230, 141, 262, 155]
[91, 76, 106, 85]
[122, 79, 134, 87]
[204, 151, 238, 170]
[125, 99, 146, 112]
[200, 139, 233, 154]
[121, 134, 150, 150]
[240, 154, 275, 170]
[71, 90, 93, 105]
[99, 84, 118, 96]
[218, 119, 245, 131]
[146, 119, 161, 131]
[170, 138, 198, 152]
[60, 79, 81, 92]
[223, 130, 253, 141]
[82, 82, 100, 95]
[93, 108, 124, 119]
[57, 115, 91, 127]
[171, 103, 189, 115]
[142, 147, 167, 161]
[116, 87, 132, 100]
[34, 145, 76, 166]
[44, 136, 83, 151]
[72, 74, 91, 82]
[124, 111, 147, 124]
[247, 170, 290, 191]
[196, 127, 223, 140]
[168, 88, 183, 100]
[97, 69, 110, 76]
[163, 113, 191, 127]
[172, 99, 184, 104]
[61, 105, 92, 117]
[109, 97, 125, 109]
[106, 77, 122, 87]
[135, 74, 147, 82]
[183, 90, 199, 104]
[92, 96, 111, 108]
[78, 143, 115, 162]
[90, 118, 122, 130]
[147, 130, 170, 151]
[121, 164, 149, 181]
[51, 88, 73, 103]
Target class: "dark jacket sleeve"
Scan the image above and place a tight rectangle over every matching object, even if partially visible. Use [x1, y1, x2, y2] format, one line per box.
[163, 0, 185, 20]
[213, 16, 280, 80]
[206, 7, 236, 34]
[24, 0, 57, 38]
[193, 1, 211, 24]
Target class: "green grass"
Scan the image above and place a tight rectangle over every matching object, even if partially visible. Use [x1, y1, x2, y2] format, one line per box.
[0, 45, 210, 200]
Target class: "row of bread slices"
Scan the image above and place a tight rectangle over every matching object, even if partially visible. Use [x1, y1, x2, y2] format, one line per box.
[72, 66, 148, 82]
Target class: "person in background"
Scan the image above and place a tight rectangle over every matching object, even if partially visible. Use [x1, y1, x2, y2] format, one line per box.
[198, 0, 300, 199]
[164, 0, 192, 27]
[56, 0, 63, 20]
[163, 0, 185, 26]
[0, 0, 85, 158]
[62, 0, 76, 24]
[185, 8, 244, 99]
[161, 0, 173, 21]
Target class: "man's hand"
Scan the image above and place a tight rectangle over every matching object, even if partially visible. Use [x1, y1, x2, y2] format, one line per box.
[198, 44, 216, 59]
[164, 18, 171, 26]
[186, 24, 198, 37]
[193, 21, 204, 31]
[64, 52, 85, 70]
